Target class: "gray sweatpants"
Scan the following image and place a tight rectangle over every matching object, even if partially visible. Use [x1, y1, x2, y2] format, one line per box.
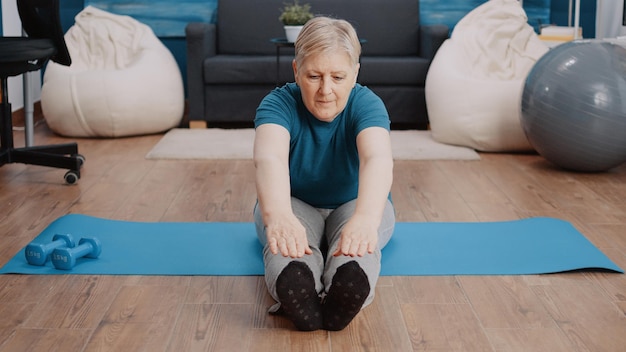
[253, 197, 396, 312]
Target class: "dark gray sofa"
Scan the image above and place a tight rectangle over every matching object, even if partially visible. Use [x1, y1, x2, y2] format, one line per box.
[186, 0, 448, 129]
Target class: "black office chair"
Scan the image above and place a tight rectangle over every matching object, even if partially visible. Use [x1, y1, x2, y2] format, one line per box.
[0, 0, 83, 184]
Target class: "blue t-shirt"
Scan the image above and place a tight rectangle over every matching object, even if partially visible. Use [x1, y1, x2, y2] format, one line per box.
[255, 83, 390, 208]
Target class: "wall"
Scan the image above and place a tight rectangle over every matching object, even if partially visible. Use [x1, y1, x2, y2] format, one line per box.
[421, 0, 551, 33]
[551, 0, 597, 37]
[596, 0, 626, 38]
[85, 0, 217, 37]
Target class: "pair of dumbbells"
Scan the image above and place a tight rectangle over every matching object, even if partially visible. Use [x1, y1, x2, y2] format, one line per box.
[24, 234, 102, 270]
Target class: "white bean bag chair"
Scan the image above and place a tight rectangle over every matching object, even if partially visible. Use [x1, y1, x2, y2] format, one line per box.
[41, 6, 184, 138]
[425, 0, 549, 152]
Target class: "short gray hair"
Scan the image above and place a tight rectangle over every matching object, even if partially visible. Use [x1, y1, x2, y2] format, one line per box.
[294, 16, 361, 68]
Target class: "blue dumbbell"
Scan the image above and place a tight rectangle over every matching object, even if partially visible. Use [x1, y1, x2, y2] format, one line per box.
[51, 237, 102, 270]
[25, 234, 76, 266]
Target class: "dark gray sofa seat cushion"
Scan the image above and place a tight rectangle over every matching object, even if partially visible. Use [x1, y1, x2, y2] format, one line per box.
[204, 55, 431, 86]
[204, 55, 277, 84]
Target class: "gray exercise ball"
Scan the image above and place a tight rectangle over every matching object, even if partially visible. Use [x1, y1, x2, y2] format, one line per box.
[521, 39, 626, 172]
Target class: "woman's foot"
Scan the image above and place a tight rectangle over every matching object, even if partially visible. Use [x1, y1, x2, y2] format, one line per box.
[322, 261, 370, 331]
[276, 261, 322, 331]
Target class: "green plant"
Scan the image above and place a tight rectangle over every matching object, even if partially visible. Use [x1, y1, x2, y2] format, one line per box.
[279, 0, 314, 26]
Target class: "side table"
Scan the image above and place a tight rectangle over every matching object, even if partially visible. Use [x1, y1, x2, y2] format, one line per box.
[270, 38, 294, 86]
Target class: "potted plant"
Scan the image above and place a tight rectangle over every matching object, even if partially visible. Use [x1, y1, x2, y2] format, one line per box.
[279, 0, 314, 42]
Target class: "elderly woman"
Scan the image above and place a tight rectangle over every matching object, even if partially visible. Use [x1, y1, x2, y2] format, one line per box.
[253, 16, 395, 331]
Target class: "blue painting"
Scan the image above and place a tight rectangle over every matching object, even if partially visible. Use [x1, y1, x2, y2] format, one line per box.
[87, 0, 217, 37]
[421, 0, 551, 33]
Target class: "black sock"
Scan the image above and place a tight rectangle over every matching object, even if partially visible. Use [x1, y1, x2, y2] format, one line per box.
[275, 261, 322, 331]
[322, 261, 370, 331]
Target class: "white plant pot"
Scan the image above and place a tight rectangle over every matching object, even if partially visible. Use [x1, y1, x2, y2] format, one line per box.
[284, 25, 303, 42]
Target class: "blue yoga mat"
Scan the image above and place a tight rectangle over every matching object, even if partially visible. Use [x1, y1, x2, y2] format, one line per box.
[0, 214, 622, 276]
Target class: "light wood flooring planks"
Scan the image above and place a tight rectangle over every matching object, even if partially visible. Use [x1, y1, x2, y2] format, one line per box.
[0, 123, 625, 351]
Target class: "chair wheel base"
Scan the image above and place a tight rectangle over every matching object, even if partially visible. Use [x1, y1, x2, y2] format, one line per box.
[64, 170, 80, 184]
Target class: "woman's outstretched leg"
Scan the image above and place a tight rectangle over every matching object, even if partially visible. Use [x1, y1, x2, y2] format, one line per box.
[254, 198, 327, 330]
[321, 199, 395, 330]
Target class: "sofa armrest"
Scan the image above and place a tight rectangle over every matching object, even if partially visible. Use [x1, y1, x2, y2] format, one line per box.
[186, 22, 216, 122]
[419, 24, 449, 60]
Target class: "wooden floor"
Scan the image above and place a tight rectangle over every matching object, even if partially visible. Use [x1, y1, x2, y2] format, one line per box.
[1, 122, 625, 352]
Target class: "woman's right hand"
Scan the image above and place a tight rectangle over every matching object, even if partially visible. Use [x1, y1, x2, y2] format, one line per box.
[254, 124, 309, 258]
[266, 215, 312, 258]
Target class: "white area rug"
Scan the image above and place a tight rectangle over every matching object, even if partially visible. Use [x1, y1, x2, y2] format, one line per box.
[145, 128, 480, 160]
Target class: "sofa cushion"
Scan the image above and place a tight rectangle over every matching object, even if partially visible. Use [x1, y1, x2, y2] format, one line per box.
[217, 0, 284, 55]
[204, 55, 273, 84]
[359, 57, 431, 85]
[204, 55, 431, 86]
[217, 0, 421, 56]
[204, 55, 294, 84]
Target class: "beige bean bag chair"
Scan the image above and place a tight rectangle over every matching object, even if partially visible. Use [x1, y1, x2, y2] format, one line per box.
[41, 6, 184, 138]
[425, 0, 549, 152]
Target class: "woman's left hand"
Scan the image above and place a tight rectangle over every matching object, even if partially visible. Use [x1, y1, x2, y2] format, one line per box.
[333, 217, 379, 257]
